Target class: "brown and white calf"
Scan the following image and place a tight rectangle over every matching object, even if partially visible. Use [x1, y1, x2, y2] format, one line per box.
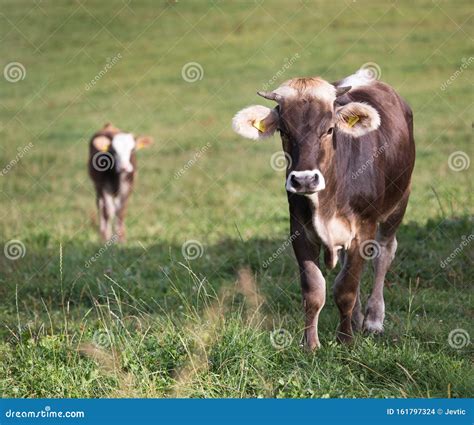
[233, 69, 415, 349]
[88, 123, 152, 242]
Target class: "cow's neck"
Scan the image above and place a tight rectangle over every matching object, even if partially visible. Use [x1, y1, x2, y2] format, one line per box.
[304, 159, 355, 268]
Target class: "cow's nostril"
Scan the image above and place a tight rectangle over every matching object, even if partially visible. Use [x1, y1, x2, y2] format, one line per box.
[314, 173, 319, 183]
[291, 174, 300, 188]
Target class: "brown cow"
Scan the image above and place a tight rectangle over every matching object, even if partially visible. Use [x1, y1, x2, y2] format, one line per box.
[232, 69, 415, 349]
[88, 123, 153, 242]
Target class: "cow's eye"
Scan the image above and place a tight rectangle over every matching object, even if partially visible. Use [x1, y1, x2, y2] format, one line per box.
[326, 127, 334, 135]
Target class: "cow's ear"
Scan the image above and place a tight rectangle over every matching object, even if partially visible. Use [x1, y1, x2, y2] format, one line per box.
[232, 105, 278, 140]
[102, 122, 120, 134]
[335, 102, 380, 137]
[136, 136, 153, 150]
[92, 135, 111, 152]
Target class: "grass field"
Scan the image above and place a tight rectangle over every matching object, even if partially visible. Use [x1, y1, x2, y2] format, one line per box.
[0, 0, 473, 398]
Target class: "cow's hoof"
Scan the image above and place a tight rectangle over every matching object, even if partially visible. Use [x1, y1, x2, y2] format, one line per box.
[304, 342, 321, 352]
[302, 333, 321, 351]
[362, 318, 384, 334]
[364, 301, 385, 334]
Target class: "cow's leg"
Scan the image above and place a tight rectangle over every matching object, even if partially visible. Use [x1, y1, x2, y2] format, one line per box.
[333, 227, 375, 343]
[116, 210, 126, 242]
[352, 285, 364, 332]
[363, 233, 396, 333]
[339, 249, 363, 332]
[363, 191, 409, 333]
[291, 219, 325, 350]
[115, 177, 132, 243]
[115, 197, 127, 243]
[98, 192, 115, 241]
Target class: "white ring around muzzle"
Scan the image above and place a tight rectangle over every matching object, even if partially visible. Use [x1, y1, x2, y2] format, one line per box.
[286, 169, 326, 193]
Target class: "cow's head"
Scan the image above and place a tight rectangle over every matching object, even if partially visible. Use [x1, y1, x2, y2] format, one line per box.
[232, 78, 380, 195]
[92, 123, 153, 173]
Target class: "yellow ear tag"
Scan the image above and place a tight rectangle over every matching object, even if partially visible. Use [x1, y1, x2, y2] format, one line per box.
[93, 136, 111, 152]
[347, 115, 360, 128]
[252, 119, 266, 133]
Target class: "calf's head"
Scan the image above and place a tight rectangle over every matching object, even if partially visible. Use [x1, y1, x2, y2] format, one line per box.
[232, 78, 380, 195]
[92, 124, 153, 173]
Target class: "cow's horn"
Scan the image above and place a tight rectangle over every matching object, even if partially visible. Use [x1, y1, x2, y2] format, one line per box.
[335, 86, 351, 97]
[257, 91, 282, 102]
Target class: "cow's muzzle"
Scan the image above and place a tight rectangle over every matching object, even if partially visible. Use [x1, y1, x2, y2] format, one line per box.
[286, 170, 326, 195]
[116, 161, 134, 174]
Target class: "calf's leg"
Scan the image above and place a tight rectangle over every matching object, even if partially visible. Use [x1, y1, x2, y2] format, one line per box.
[115, 198, 128, 243]
[98, 192, 115, 242]
[115, 176, 132, 243]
